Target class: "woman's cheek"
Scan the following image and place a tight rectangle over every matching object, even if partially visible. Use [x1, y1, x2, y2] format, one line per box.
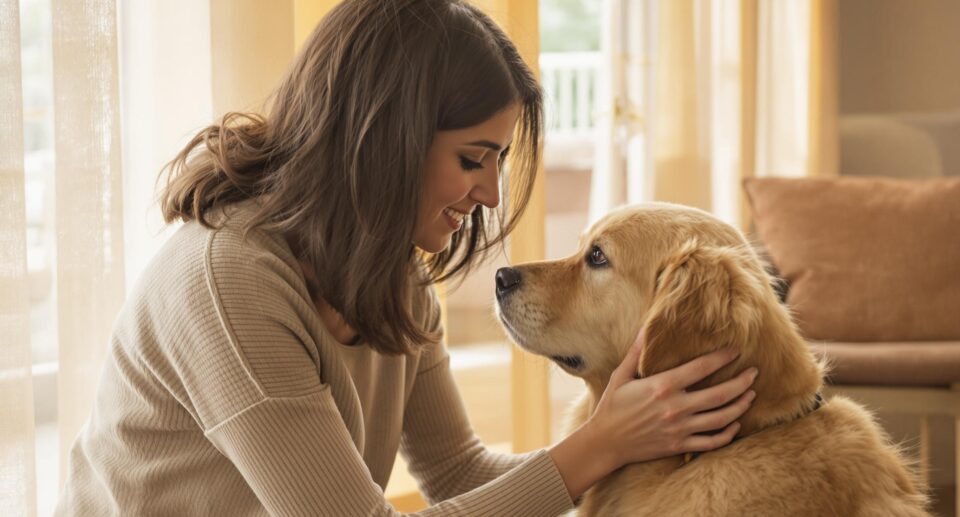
[442, 172, 472, 204]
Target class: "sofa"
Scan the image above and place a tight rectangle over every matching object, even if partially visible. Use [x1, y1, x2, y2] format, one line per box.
[744, 112, 960, 515]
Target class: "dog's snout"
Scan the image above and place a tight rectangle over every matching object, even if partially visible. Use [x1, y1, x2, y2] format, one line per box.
[495, 267, 522, 299]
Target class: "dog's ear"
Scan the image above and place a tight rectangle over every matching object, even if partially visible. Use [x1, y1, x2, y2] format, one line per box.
[639, 240, 766, 381]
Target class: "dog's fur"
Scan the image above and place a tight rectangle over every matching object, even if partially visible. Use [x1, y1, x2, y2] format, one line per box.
[495, 203, 930, 516]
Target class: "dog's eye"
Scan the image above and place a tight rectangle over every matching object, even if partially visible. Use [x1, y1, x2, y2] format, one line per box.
[587, 245, 609, 268]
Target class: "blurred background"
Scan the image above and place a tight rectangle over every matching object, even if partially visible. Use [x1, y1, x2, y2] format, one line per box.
[3, 0, 958, 515]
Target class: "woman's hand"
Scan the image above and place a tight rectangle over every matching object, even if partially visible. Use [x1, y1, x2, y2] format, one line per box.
[549, 336, 757, 500]
[587, 339, 757, 470]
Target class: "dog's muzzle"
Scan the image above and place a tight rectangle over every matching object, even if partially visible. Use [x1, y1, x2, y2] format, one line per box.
[551, 355, 584, 370]
[495, 267, 586, 373]
[495, 267, 522, 300]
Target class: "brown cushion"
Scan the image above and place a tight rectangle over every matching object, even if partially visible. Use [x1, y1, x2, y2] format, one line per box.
[811, 341, 960, 387]
[744, 177, 960, 342]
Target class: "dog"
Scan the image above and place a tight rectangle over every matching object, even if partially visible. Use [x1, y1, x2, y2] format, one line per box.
[495, 203, 930, 516]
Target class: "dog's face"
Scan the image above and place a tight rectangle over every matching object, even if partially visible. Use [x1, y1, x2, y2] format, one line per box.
[495, 203, 767, 388]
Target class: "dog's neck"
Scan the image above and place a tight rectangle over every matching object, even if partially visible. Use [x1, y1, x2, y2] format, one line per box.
[585, 316, 823, 443]
[729, 323, 823, 437]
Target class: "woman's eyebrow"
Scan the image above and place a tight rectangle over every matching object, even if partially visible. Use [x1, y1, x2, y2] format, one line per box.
[464, 139, 505, 151]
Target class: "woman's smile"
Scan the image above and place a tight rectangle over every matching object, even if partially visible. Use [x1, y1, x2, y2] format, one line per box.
[442, 206, 469, 231]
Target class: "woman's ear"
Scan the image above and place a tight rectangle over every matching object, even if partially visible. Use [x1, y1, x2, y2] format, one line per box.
[639, 240, 765, 381]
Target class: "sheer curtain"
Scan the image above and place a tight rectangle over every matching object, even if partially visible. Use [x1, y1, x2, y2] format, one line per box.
[2, 0, 125, 514]
[590, 0, 839, 230]
[1, 0, 318, 514]
[589, 0, 658, 225]
[1, 1, 38, 515]
[51, 0, 127, 484]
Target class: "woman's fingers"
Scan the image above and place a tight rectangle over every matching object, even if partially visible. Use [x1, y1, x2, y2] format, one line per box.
[680, 366, 758, 414]
[651, 347, 740, 392]
[608, 336, 645, 390]
[681, 389, 755, 435]
[680, 421, 741, 453]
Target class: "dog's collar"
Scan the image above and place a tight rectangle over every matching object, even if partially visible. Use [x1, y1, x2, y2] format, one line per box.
[680, 391, 824, 466]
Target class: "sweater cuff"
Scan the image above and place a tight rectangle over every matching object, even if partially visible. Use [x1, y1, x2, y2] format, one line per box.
[525, 449, 577, 513]
[437, 448, 575, 516]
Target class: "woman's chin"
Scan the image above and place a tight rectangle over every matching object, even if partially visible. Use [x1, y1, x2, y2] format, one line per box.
[414, 234, 452, 255]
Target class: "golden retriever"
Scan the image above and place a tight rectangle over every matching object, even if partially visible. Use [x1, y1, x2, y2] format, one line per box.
[495, 203, 930, 516]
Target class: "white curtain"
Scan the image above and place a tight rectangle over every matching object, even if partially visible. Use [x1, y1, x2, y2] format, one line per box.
[119, 0, 213, 287]
[7, 0, 178, 513]
[51, 0, 127, 483]
[590, 0, 838, 230]
[589, 0, 658, 224]
[0, 1, 326, 513]
[1, 1, 38, 515]
[755, 0, 813, 180]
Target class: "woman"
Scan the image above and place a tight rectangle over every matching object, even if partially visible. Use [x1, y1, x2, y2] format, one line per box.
[55, 1, 757, 515]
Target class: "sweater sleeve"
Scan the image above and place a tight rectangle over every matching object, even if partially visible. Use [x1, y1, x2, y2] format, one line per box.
[206, 388, 575, 517]
[399, 353, 563, 503]
[398, 286, 574, 508]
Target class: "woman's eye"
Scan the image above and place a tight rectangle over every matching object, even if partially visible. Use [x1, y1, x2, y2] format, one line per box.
[459, 156, 483, 171]
[587, 245, 608, 267]
[498, 146, 511, 167]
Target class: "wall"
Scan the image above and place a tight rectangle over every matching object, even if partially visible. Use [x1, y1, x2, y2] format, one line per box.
[839, 0, 960, 114]
[838, 0, 958, 494]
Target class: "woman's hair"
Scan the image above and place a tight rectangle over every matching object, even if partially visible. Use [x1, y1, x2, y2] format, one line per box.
[158, 0, 543, 355]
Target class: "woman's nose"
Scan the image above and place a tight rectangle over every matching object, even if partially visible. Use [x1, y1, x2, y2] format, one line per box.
[470, 165, 501, 208]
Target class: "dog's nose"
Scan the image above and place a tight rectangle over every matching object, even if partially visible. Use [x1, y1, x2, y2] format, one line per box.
[495, 267, 522, 299]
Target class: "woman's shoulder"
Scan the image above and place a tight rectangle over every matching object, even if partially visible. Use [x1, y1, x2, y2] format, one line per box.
[120, 201, 325, 427]
[134, 198, 302, 302]
[121, 199, 313, 368]
[202, 199, 304, 288]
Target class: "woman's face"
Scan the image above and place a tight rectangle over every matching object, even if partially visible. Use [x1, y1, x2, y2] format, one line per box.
[414, 103, 520, 253]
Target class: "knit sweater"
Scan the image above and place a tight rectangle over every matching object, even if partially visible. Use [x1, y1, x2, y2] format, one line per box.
[54, 199, 574, 516]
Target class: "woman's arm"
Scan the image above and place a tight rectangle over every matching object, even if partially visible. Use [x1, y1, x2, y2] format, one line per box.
[398, 352, 555, 503]
[206, 387, 573, 517]
[398, 285, 555, 502]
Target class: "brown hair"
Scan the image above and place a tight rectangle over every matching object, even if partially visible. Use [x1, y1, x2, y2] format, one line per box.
[158, 0, 543, 354]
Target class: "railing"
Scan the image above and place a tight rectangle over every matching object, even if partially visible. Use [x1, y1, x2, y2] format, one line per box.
[539, 51, 601, 136]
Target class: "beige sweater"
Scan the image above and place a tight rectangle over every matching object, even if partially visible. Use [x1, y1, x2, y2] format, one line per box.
[55, 199, 574, 516]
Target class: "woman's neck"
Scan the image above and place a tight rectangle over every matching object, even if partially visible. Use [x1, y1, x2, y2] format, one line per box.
[286, 235, 361, 346]
[313, 292, 361, 346]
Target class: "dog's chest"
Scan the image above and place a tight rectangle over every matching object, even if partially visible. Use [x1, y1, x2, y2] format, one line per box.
[578, 459, 678, 516]
[575, 412, 873, 517]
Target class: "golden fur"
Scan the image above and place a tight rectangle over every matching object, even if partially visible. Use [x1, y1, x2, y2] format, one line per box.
[495, 203, 930, 516]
